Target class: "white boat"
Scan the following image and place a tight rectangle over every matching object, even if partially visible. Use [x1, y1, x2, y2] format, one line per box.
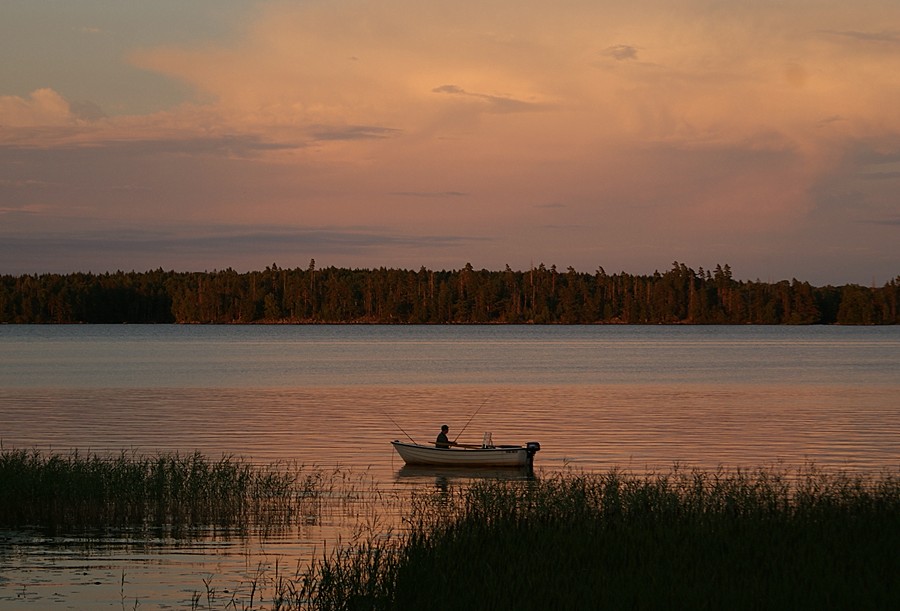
[391, 439, 541, 468]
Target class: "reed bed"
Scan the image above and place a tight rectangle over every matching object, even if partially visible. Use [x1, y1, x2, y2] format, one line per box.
[286, 466, 900, 610]
[0, 449, 331, 534]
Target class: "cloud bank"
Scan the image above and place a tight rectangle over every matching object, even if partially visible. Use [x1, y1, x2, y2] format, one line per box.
[1, 0, 898, 283]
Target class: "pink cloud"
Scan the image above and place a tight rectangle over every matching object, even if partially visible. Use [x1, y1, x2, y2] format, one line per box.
[2, 1, 899, 282]
[0, 89, 75, 128]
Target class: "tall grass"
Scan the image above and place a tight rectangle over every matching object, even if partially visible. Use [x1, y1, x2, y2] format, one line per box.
[0, 449, 328, 534]
[6, 455, 898, 608]
[288, 466, 900, 610]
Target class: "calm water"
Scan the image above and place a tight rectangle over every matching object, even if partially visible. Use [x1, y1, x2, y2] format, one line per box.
[1, 325, 898, 608]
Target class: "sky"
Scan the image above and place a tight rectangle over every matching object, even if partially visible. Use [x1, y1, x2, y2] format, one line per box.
[1, 0, 899, 285]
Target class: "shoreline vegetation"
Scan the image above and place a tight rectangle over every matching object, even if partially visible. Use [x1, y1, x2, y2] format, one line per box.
[303, 467, 900, 611]
[1, 451, 898, 609]
[0, 450, 335, 535]
[296, 467, 900, 611]
[2, 261, 898, 324]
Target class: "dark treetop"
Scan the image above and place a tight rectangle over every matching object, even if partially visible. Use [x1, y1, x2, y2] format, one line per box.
[2, 261, 897, 324]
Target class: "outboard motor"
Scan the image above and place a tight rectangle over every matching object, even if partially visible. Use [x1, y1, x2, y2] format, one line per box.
[525, 441, 541, 467]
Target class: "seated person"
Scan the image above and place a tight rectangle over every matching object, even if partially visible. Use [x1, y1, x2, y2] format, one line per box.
[435, 424, 457, 448]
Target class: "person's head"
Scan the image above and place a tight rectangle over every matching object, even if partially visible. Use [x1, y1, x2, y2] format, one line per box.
[441, 424, 449, 433]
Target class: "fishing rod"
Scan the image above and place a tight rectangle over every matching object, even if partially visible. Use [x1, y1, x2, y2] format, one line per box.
[380, 408, 418, 444]
[453, 392, 495, 443]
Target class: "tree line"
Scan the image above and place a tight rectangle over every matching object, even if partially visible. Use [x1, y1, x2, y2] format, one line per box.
[1, 261, 897, 324]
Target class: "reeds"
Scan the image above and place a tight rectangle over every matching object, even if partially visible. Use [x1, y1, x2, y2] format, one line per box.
[5, 454, 898, 608]
[290, 466, 900, 610]
[0, 449, 327, 534]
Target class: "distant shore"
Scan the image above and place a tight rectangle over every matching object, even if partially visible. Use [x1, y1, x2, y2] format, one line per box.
[3, 263, 897, 324]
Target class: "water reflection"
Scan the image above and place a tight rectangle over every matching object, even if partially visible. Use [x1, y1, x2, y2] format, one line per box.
[1, 325, 898, 608]
[396, 465, 537, 493]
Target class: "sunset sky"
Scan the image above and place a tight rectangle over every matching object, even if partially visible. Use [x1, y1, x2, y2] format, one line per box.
[2, 0, 898, 285]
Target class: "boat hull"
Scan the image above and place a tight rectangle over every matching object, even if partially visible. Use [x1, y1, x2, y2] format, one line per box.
[391, 441, 539, 467]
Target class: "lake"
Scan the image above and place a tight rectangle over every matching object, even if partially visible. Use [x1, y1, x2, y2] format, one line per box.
[1, 325, 898, 608]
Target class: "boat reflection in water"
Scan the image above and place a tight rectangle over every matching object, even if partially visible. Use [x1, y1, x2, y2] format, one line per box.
[396, 464, 537, 481]
[395, 464, 537, 494]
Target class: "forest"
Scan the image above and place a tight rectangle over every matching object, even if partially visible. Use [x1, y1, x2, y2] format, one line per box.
[1, 261, 897, 324]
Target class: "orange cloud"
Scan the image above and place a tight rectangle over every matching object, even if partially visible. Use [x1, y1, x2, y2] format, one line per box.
[3, 1, 899, 280]
[0, 89, 75, 128]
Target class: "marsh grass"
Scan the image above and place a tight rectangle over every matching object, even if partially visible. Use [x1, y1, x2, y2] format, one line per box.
[6, 454, 898, 609]
[0, 449, 330, 535]
[287, 466, 900, 610]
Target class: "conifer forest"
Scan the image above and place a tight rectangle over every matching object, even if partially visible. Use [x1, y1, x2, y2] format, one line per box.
[2, 261, 897, 324]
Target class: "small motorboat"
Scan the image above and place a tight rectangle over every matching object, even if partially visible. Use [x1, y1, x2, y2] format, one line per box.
[391, 435, 540, 468]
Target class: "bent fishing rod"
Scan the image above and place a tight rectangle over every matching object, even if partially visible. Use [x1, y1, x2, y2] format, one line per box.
[453, 392, 496, 443]
[379, 408, 418, 444]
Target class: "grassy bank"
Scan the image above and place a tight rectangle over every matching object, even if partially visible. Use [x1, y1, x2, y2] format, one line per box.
[0, 449, 329, 534]
[293, 467, 900, 610]
[4, 453, 898, 608]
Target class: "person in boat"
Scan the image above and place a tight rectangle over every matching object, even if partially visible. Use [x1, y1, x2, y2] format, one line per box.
[435, 424, 458, 449]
